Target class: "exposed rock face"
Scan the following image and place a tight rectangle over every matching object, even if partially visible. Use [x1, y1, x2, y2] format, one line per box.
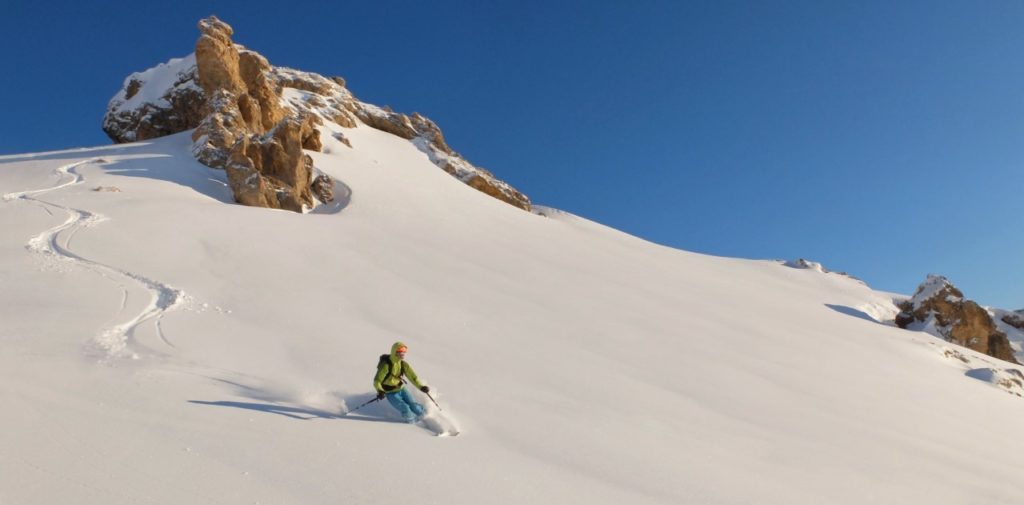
[221, 117, 318, 211]
[101, 16, 530, 213]
[194, 17, 245, 95]
[189, 17, 311, 211]
[896, 275, 1019, 364]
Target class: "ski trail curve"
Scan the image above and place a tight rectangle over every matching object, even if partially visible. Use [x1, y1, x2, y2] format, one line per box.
[4, 159, 188, 359]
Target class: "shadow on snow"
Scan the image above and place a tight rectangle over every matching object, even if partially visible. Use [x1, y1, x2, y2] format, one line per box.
[825, 304, 881, 324]
[189, 377, 403, 424]
[187, 399, 405, 424]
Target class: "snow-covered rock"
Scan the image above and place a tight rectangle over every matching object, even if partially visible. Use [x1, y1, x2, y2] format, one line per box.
[1001, 310, 1024, 330]
[993, 308, 1024, 363]
[782, 258, 863, 283]
[896, 274, 1018, 364]
[102, 16, 530, 212]
[784, 258, 829, 272]
[102, 54, 204, 143]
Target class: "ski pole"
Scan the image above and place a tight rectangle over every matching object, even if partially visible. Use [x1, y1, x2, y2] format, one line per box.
[345, 395, 380, 415]
[425, 391, 442, 411]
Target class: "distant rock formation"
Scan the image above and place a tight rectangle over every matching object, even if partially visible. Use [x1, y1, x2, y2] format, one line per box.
[895, 275, 1019, 364]
[1002, 311, 1024, 331]
[782, 258, 863, 282]
[101, 16, 531, 213]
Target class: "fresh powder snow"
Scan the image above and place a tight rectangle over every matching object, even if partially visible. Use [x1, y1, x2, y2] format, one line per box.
[2, 124, 1024, 505]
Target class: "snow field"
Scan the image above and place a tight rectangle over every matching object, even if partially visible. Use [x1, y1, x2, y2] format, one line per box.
[2, 125, 1024, 504]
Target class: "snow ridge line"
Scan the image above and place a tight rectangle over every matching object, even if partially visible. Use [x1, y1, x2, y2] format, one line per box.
[4, 159, 187, 359]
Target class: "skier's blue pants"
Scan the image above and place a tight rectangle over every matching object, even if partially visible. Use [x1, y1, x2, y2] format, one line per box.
[385, 388, 425, 422]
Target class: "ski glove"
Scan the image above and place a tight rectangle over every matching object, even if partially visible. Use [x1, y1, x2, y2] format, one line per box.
[420, 386, 430, 394]
[377, 391, 386, 400]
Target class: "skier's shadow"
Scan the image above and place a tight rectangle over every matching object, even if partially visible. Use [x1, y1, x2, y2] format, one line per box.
[188, 400, 336, 420]
[187, 399, 405, 424]
[189, 377, 404, 423]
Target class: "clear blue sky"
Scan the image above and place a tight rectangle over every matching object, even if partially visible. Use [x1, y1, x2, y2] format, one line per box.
[3, 1, 1022, 308]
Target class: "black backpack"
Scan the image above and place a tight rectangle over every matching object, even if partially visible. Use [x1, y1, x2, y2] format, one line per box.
[378, 354, 405, 387]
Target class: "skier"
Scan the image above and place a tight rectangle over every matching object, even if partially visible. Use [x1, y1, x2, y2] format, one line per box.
[373, 341, 430, 423]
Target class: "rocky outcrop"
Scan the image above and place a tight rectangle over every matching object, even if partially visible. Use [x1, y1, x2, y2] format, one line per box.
[310, 174, 334, 203]
[188, 17, 314, 212]
[993, 308, 1024, 364]
[103, 55, 205, 143]
[896, 275, 1019, 364]
[102, 16, 531, 213]
[1003, 311, 1024, 331]
[782, 258, 862, 282]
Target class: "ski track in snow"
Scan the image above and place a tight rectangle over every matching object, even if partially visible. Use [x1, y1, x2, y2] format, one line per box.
[4, 159, 188, 360]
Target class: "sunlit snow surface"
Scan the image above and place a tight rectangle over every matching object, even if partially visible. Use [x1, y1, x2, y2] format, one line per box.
[2, 127, 1024, 505]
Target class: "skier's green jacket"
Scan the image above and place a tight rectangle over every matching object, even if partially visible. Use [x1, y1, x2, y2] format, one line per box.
[373, 341, 425, 394]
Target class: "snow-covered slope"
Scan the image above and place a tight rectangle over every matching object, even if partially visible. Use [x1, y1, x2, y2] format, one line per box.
[3, 126, 1024, 505]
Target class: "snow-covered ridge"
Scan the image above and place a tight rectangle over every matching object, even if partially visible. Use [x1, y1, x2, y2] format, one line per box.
[271, 64, 530, 210]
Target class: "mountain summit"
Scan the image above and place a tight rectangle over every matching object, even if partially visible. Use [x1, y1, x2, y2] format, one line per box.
[103, 16, 530, 213]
